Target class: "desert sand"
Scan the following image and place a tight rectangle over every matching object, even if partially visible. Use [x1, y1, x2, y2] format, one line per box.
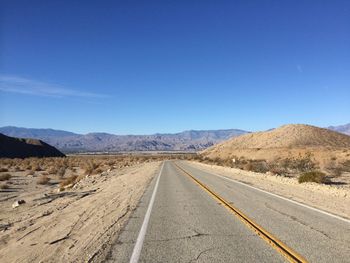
[0, 161, 160, 263]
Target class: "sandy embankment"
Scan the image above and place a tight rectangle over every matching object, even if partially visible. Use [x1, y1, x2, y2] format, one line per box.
[188, 161, 350, 219]
[0, 161, 160, 263]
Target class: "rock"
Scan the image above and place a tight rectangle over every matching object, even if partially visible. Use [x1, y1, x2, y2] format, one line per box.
[12, 200, 26, 208]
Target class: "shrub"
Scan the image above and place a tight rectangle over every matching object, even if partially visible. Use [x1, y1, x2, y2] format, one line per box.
[60, 175, 78, 188]
[340, 160, 350, 172]
[0, 184, 9, 189]
[26, 170, 35, 176]
[298, 171, 327, 184]
[0, 173, 11, 181]
[37, 175, 51, 185]
[243, 160, 269, 173]
[47, 166, 58, 174]
[57, 167, 66, 177]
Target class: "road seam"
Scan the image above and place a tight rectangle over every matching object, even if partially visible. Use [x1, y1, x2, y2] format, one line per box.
[174, 162, 308, 263]
[188, 163, 350, 224]
[129, 162, 164, 263]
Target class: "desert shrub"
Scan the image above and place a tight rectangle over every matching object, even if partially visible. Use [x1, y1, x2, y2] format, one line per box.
[0, 168, 8, 172]
[60, 175, 78, 187]
[26, 170, 35, 176]
[243, 160, 269, 173]
[0, 184, 9, 189]
[298, 171, 327, 184]
[0, 173, 11, 181]
[57, 167, 66, 177]
[47, 166, 58, 174]
[92, 167, 103, 174]
[280, 156, 316, 173]
[37, 175, 51, 185]
[13, 166, 21, 172]
[340, 160, 350, 172]
[269, 166, 287, 175]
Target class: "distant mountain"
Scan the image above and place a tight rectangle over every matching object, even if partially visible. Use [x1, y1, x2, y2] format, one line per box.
[328, 123, 350, 136]
[0, 133, 65, 158]
[0, 126, 248, 153]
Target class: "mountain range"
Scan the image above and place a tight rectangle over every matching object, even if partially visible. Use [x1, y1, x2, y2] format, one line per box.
[328, 123, 350, 135]
[0, 126, 248, 153]
[1, 123, 348, 154]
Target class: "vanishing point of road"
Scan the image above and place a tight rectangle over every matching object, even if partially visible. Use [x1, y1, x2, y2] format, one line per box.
[106, 161, 350, 262]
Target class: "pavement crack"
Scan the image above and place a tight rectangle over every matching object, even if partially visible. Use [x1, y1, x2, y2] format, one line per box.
[189, 247, 218, 262]
[147, 231, 210, 243]
[264, 203, 334, 240]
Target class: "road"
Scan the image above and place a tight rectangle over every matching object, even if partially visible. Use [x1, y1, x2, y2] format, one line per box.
[106, 161, 350, 262]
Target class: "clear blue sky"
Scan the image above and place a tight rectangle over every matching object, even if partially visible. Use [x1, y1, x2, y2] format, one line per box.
[1, 1, 349, 134]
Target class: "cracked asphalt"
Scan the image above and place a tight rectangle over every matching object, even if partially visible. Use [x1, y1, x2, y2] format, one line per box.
[106, 161, 350, 262]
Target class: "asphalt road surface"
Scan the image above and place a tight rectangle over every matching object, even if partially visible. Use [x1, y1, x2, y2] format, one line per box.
[106, 161, 350, 262]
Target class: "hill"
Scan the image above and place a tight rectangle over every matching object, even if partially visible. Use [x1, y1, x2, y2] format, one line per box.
[328, 123, 350, 136]
[206, 124, 350, 151]
[0, 133, 65, 158]
[202, 124, 350, 171]
[0, 126, 248, 153]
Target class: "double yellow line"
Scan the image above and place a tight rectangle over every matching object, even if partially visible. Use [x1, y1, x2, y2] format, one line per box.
[174, 162, 308, 263]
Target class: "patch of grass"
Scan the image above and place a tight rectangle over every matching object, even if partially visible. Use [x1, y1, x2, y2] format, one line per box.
[298, 171, 327, 184]
[0, 173, 11, 181]
[37, 175, 51, 185]
[60, 175, 78, 188]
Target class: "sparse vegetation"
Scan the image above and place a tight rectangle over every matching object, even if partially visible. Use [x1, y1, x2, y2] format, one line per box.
[60, 175, 78, 188]
[298, 171, 328, 184]
[0, 173, 11, 181]
[57, 167, 66, 177]
[0, 184, 9, 189]
[37, 175, 51, 185]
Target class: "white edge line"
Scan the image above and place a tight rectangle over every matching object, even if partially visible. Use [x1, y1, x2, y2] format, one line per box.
[129, 161, 164, 263]
[185, 162, 350, 224]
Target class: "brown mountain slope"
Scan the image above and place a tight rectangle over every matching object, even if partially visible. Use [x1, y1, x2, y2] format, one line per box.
[205, 124, 350, 152]
[202, 125, 350, 171]
[0, 133, 65, 158]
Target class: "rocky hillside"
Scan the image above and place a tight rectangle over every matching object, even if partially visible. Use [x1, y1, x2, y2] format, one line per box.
[0, 133, 65, 158]
[0, 127, 248, 153]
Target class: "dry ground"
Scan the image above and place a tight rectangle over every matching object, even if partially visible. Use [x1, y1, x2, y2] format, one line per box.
[0, 156, 164, 263]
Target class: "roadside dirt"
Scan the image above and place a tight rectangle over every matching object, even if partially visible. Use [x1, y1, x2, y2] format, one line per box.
[188, 161, 350, 219]
[0, 161, 160, 263]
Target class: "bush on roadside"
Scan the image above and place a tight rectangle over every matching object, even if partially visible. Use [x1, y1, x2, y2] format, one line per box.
[37, 175, 51, 185]
[298, 171, 327, 184]
[243, 160, 269, 173]
[0, 173, 11, 181]
[60, 175, 78, 188]
[57, 167, 66, 177]
[0, 184, 9, 189]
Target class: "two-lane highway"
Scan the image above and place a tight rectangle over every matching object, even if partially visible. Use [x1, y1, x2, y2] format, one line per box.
[106, 161, 350, 262]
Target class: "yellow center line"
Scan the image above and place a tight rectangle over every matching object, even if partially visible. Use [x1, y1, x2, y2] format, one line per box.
[174, 162, 308, 263]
